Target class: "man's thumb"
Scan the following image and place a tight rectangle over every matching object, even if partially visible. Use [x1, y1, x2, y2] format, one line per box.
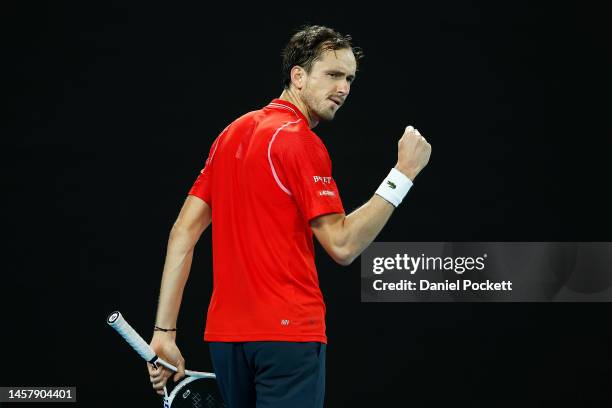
[173, 359, 186, 382]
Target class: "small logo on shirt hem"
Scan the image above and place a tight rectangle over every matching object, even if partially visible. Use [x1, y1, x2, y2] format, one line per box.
[318, 190, 336, 197]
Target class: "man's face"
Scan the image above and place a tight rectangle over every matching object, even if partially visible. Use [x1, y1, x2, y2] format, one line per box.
[300, 48, 357, 123]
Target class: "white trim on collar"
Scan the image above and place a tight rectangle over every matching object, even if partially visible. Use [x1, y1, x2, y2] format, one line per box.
[267, 102, 300, 119]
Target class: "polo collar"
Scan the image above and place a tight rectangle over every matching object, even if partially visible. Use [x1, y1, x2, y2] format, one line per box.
[266, 99, 309, 124]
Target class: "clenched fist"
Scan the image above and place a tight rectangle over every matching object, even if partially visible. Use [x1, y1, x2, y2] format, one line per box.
[395, 125, 431, 181]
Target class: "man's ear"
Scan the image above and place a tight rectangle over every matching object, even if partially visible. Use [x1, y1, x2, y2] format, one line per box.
[290, 66, 306, 90]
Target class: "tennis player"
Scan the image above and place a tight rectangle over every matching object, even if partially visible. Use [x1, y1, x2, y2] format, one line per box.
[147, 25, 431, 407]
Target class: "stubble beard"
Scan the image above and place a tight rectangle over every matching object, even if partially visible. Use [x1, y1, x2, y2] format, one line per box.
[303, 86, 336, 123]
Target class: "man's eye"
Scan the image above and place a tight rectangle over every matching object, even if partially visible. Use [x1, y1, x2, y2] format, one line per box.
[329, 73, 340, 78]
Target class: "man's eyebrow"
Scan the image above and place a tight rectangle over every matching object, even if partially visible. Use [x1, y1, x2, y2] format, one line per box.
[326, 70, 357, 80]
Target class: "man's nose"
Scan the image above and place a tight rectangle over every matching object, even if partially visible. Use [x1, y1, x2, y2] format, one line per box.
[337, 80, 350, 95]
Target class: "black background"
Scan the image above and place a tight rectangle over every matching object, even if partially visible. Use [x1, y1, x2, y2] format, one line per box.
[3, 1, 611, 407]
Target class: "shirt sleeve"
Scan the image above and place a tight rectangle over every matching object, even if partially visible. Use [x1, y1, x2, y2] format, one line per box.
[274, 130, 345, 222]
[188, 129, 226, 206]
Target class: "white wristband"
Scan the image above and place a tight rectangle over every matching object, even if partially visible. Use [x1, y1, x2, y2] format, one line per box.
[375, 168, 413, 207]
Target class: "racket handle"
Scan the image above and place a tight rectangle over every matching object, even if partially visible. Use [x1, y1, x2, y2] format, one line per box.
[107, 311, 178, 370]
[107, 311, 157, 361]
[107, 311, 215, 378]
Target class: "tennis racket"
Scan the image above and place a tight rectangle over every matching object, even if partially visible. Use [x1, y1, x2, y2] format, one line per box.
[107, 311, 226, 408]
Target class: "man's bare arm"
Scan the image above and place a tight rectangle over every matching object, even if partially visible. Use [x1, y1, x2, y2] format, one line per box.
[155, 195, 211, 329]
[311, 195, 395, 265]
[311, 125, 431, 266]
[147, 195, 211, 395]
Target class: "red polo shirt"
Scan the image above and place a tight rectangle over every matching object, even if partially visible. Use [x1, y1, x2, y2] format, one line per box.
[188, 99, 344, 344]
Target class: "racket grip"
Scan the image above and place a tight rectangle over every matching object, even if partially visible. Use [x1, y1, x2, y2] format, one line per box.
[107, 311, 215, 379]
[107, 311, 157, 363]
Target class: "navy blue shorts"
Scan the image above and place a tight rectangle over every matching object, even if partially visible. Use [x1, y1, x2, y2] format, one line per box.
[208, 341, 326, 408]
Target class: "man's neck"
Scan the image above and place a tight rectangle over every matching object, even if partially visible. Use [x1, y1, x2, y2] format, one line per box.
[278, 89, 318, 129]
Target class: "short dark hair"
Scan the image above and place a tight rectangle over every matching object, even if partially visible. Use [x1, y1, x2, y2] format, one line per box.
[281, 25, 364, 89]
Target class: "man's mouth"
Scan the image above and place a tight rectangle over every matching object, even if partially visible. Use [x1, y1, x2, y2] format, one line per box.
[328, 97, 342, 106]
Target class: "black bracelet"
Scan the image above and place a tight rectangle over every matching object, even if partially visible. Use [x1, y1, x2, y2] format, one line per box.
[154, 325, 177, 332]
